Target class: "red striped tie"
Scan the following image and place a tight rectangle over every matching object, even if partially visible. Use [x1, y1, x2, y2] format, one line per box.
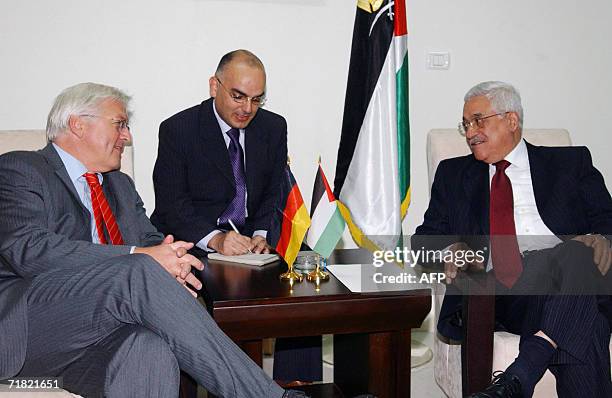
[83, 173, 124, 245]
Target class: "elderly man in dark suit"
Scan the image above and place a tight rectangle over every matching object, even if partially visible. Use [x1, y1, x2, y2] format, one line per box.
[151, 49, 287, 257]
[413, 81, 612, 397]
[0, 82, 305, 398]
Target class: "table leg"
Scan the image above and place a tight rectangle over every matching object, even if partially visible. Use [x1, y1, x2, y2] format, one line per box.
[334, 333, 368, 396]
[461, 293, 495, 396]
[393, 330, 411, 398]
[334, 331, 412, 398]
[239, 339, 263, 367]
[179, 371, 197, 398]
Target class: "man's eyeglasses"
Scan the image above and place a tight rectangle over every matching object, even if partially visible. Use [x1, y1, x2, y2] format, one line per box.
[80, 114, 130, 132]
[458, 112, 509, 136]
[215, 77, 266, 107]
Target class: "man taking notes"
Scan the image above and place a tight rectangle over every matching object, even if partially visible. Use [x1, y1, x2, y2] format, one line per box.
[151, 49, 322, 383]
[151, 49, 287, 256]
[0, 82, 305, 398]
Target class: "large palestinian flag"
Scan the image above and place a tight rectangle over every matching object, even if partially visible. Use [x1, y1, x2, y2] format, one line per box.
[333, 0, 410, 251]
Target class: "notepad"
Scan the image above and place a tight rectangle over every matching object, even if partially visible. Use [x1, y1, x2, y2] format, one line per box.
[207, 253, 281, 266]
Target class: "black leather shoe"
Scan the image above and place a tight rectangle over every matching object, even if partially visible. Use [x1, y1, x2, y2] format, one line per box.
[468, 371, 523, 398]
[282, 389, 310, 398]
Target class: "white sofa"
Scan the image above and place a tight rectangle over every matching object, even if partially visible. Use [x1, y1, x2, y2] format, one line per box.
[0, 129, 134, 398]
[426, 128, 612, 398]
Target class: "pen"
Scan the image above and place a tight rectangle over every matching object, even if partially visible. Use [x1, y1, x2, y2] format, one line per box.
[227, 219, 253, 253]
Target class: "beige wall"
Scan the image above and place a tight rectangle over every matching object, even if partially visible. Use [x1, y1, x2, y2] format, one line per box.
[1, 0, 610, 238]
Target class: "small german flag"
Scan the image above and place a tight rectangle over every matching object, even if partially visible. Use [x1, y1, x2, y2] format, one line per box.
[268, 165, 311, 268]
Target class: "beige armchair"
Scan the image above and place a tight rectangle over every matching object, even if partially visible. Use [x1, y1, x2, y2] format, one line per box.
[0, 129, 134, 398]
[426, 128, 589, 398]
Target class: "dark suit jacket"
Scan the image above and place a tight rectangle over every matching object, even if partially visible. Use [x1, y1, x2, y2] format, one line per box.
[412, 141, 612, 340]
[150, 98, 288, 245]
[0, 144, 163, 379]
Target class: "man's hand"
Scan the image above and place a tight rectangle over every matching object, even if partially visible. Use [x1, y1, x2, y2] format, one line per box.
[572, 234, 611, 276]
[250, 235, 271, 254]
[134, 235, 204, 297]
[444, 242, 485, 284]
[208, 231, 251, 255]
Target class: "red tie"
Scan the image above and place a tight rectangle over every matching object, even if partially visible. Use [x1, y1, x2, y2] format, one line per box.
[83, 173, 124, 245]
[490, 160, 523, 288]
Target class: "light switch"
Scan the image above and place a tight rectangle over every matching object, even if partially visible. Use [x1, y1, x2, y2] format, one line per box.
[427, 51, 450, 70]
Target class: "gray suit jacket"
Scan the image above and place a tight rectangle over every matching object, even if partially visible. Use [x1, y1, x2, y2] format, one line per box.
[0, 144, 163, 378]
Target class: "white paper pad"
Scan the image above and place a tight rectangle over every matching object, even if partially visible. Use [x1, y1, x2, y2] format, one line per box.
[207, 253, 280, 266]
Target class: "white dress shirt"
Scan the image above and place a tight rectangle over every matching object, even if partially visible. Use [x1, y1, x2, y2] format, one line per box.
[486, 139, 562, 270]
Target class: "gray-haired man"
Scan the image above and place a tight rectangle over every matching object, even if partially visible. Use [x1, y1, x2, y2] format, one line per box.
[0, 82, 305, 398]
[414, 81, 611, 397]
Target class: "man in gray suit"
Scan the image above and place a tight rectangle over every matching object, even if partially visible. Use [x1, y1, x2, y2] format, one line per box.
[0, 82, 305, 398]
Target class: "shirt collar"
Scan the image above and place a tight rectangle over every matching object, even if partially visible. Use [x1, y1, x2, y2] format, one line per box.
[52, 143, 102, 184]
[212, 99, 233, 134]
[488, 138, 528, 172]
[504, 138, 529, 170]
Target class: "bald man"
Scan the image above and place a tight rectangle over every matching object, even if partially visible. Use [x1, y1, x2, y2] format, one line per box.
[151, 49, 287, 257]
[151, 50, 321, 383]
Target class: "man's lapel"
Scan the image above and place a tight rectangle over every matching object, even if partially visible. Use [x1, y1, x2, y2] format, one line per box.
[40, 144, 88, 214]
[102, 175, 120, 219]
[199, 99, 234, 186]
[464, 159, 490, 235]
[100, 174, 130, 243]
[525, 142, 556, 228]
[244, 121, 266, 204]
[39, 144, 92, 240]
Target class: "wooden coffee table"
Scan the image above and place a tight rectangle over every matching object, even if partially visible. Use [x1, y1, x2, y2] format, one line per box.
[197, 249, 431, 398]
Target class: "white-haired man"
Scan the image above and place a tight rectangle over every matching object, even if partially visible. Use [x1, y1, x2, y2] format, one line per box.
[413, 81, 611, 397]
[0, 82, 306, 398]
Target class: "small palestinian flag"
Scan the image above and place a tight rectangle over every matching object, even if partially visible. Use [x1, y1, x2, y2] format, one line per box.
[306, 162, 345, 259]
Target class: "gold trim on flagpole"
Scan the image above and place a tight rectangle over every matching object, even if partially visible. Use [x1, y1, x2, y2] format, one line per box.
[357, 0, 383, 13]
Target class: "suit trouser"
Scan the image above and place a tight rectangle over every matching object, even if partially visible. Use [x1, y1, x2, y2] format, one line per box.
[30, 324, 180, 398]
[495, 240, 612, 397]
[273, 336, 322, 381]
[18, 254, 284, 398]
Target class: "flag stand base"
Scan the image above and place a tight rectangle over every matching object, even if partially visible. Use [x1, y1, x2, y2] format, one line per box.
[306, 266, 329, 283]
[280, 268, 303, 283]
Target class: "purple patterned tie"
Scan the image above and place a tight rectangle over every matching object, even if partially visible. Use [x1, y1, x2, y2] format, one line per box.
[218, 128, 247, 228]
